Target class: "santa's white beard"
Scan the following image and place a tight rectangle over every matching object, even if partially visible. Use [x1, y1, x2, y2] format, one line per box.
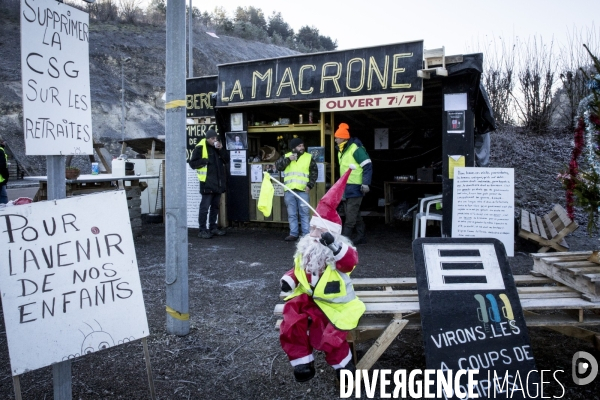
[295, 233, 353, 275]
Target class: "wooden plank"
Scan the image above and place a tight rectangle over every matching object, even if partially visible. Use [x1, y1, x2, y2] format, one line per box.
[355, 289, 419, 297]
[521, 209, 531, 232]
[352, 277, 418, 287]
[531, 251, 592, 260]
[520, 297, 600, 310]
[514, 275, 554, 284]
[543, 213, 560, 239]
[518, 292, 581, 299]
[355, 317, 408, 371]
[538, 255, 590, 264]
[360, 296, 419, 303]
[536, 215, 548, 239]
[553, 261, 600, 270]
[553, 204, 573, 227]
[274, 302, 422, 315]
[517, 286, 577, 294]
[530, 213, 540, 236]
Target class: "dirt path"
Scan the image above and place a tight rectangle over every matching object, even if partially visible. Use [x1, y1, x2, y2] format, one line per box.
[1, 221, 599, 399]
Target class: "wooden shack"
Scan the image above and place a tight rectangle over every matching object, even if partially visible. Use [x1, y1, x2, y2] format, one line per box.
[186, 41, 495, 233]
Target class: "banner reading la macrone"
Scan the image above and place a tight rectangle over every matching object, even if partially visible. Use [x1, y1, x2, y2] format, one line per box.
[217, 40, 423, 106]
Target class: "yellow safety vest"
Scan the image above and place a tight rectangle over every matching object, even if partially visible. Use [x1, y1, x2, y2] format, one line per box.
[282, 152, 312, 191]
[284, 255, 365, 330]
[194, 139, 209, 182]
[338, 143, 363, 185]
[0, 147, 6, 184]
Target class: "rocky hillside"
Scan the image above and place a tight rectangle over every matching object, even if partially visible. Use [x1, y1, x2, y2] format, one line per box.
[0, 13, 298, 175]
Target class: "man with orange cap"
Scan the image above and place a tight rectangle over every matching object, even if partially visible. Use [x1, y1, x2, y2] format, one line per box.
[334, 123, 372, 244]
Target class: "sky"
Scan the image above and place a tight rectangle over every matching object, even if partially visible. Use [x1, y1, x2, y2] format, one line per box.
[180, 0, 598, 56]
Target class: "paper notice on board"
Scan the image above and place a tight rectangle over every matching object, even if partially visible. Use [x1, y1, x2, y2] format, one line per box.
[317, 164, 325, 183]
[230, 150, 246, 176]
[251, 164, 263, 182]
[448, 155, 465, 179]
[452, 167, 515, 256]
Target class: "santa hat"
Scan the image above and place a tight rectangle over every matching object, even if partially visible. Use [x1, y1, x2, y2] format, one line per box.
[309, 165, 355, 234]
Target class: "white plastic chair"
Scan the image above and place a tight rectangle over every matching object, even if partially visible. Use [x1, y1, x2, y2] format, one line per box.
[413, 194, 443, 239]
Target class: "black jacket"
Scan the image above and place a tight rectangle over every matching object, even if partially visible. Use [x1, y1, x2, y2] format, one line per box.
[189, 142, 230, 194]
[0, 145, 8, 186]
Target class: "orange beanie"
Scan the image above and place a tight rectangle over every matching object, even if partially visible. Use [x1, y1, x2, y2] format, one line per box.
[334, 123, 350, 139]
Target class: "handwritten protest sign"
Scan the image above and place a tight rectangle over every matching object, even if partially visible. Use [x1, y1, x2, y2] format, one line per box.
[21, 0, 93, 155]
[0, 191, 149, 375]
[452, 167, 515, 256]
[413, 238, 538, 399]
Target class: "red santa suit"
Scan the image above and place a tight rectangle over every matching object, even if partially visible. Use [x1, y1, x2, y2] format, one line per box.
[279, 241, 359, 368]
[278, 166, 364, 371]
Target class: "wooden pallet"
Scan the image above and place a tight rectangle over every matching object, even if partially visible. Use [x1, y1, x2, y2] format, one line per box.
[532, 251, 600, 302]
[519, 204, 578, 252]
[274, 275, 600, 370]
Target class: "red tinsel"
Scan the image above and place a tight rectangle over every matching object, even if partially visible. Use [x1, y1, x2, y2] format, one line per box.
[566, 117, 586, 219]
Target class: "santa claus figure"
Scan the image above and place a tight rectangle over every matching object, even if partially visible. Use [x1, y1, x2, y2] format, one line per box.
[279, 167, 366, 382]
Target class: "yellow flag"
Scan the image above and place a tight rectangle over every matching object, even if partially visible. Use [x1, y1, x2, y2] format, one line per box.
[257, 172, 275, 217]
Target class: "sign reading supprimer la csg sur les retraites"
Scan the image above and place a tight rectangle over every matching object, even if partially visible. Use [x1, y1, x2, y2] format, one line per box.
[0, 191, 149, 376]
[21, 0, 93, 155]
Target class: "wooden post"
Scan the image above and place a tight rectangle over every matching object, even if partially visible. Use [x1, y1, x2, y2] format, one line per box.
[12, 375, 22, 400]
[142, 338, 156, 400]
[356, 315, 408, 371]
[53, 360, 72, 399]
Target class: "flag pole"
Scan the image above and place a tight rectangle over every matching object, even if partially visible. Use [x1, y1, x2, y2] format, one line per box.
[266, 174, 334, 234]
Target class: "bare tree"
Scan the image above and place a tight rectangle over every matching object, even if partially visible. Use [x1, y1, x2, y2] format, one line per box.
[119, 0, 142, 24]
[557, 23, 600, 129]
[479, 36, 516, 125]
[514, 36, 558, 132]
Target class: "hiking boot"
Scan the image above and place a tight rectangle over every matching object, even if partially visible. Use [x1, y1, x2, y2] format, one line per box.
[352, 236, 367, 245]
[211, 228, 226, 236]
[293, 362, 315, 382]
[284, 235, 298, 242]
[198, 230, 213, 239]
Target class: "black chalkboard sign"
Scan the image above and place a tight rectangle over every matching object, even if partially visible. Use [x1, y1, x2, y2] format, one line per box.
[217, 41, 423, 105]
[186, 76, 218, 118]
[412, 237, 539, 399]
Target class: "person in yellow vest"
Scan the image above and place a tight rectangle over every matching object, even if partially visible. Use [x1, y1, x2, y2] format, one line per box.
[0, 140, 8, 204]
[279, 167, 364, 383]
[334, 123, 372, 244]
[275, 137, 318, 241]
[189, 129, 230, 239]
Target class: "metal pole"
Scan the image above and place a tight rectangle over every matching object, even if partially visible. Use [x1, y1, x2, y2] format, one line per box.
[47, 156, 70, 397]
[188, 0, 193, 77]
[121, 62, 125, 142]
[165, 0, 189, 336]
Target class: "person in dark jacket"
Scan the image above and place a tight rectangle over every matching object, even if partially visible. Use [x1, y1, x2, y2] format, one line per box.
[0, 140, 9, 204]
[334, 123, 372, 245]
[189, 129, 230, 238]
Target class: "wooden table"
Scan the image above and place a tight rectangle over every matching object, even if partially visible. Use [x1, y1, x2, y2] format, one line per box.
[383, 181, 442, 224]
[25, 174, 159, 234]
[275, 275, 600, 371]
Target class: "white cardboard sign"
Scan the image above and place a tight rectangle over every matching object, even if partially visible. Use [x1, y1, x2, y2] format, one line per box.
[452, 167, 515, 257]
[0, 191, 149, 375]
[21, 0, 93, 155]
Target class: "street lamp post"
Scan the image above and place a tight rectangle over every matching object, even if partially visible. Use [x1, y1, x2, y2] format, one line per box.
[121, 57, 131, 142]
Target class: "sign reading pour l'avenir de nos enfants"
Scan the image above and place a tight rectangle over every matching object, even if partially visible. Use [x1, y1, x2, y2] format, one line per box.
[0, 191, 149, 376]
[21, 0, 93, 155]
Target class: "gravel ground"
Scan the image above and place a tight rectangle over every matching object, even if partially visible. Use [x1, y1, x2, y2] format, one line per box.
[2, 126, 600, 399]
